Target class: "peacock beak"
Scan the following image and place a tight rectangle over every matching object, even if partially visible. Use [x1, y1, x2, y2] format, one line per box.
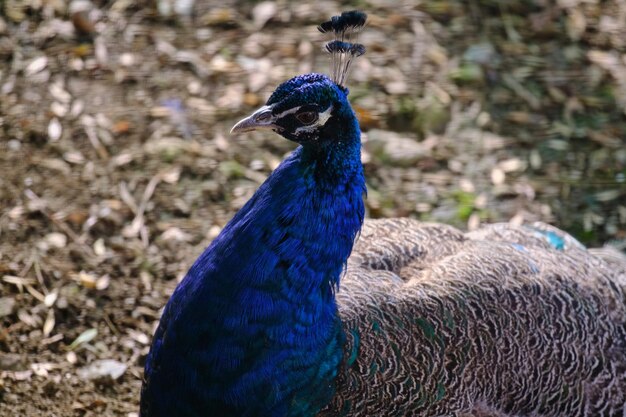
[230, 105, 277, 134]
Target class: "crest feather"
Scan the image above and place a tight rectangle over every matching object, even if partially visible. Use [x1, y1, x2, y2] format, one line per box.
[319, 11, 367, 87]
[318, 11, 367, 35]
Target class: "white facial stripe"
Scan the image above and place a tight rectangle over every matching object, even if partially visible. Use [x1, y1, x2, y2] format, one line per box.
[317, 105, 333, 126]
[275, 106, 302, 119]
[294, 105, 333, 135]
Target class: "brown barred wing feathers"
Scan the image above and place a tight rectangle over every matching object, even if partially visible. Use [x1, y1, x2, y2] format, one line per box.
[322, 218, 626, 417]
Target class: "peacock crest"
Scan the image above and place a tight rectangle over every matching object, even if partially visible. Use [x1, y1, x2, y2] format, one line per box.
[318, 11, 367, 88]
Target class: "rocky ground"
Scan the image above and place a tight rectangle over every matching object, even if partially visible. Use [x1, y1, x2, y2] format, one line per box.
[0, 0, 625, 415]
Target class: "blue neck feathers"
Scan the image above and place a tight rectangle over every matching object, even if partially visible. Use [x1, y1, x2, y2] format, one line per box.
[143, 121, 365, 417]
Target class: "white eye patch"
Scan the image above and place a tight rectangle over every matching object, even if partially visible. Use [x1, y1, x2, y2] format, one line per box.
[294, 105, 333, 135]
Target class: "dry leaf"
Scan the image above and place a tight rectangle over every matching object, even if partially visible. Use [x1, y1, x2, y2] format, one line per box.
[48, 118, 62, 141]
[252, 2, 277, 29]
[77, 359, 127, 381]
[43, 310, 55, 337]
[25, 56, 48, 76]
[69, 328, 98, 350]
[76, 271, 97, 289]
[45, 232, 67, 249]
[96, 275, 110, 290]
[491, 167, 506, 185]
[44, 292, 58, 308]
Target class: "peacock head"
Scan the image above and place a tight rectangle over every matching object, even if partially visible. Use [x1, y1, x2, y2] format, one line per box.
[231, 11, 367, 147]
[230, 73, 355, 145]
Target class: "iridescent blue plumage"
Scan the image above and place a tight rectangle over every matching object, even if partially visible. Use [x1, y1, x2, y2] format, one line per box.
[140, 73, 366, 417]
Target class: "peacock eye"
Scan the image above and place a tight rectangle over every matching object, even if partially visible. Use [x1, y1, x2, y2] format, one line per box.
[295, 111, 318, 125]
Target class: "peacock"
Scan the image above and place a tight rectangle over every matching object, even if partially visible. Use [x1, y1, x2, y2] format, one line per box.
[140, 11, 626, 417]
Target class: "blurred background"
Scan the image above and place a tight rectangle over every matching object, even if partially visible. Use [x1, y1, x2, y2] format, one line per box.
[0, 0, 625, 415]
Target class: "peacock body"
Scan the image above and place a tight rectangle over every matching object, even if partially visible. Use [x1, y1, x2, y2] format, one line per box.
[325, 219, 626, 416]
[140, 11, 626, 417]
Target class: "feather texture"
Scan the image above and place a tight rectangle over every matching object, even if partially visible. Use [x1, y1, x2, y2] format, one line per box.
[323, 219, 626, 416]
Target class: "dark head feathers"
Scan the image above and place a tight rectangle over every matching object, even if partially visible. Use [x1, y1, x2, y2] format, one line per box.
[319, 11, 367, 87]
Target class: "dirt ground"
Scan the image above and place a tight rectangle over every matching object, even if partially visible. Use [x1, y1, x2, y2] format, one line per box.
[1, 1, 625, 416]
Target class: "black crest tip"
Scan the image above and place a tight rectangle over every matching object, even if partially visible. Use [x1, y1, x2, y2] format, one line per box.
[325, 40, 350, 54]
[324, 41, 366, 57]
[317, 20, 334, 33]
[350, 44, 366, 57]
[340, 11, 367, 30]
[318, 10, 367, 34]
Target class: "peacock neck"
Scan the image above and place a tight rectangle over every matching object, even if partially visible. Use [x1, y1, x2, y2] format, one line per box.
[253, 135, 364, 416]
[300, 113, 363, 189]
[297, 127, 365, 288]
[180, 130, 365, 416]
